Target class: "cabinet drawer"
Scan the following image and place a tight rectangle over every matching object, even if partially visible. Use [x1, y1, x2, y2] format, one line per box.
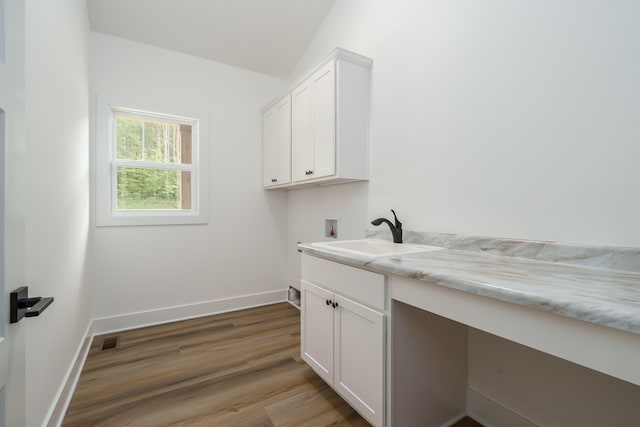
[301, 254, 385, 311]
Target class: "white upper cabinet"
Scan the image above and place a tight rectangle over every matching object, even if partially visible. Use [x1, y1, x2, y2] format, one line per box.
[262, 94, 291, 188]
[263, 48, 372, 189]
[292, 61, 336, 182]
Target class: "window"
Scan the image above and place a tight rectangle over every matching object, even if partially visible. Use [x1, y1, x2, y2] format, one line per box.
[97, 99, 208, 226]
[113, 109, 194, 211]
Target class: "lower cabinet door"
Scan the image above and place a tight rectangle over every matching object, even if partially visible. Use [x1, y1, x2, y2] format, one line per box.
[301, 280, 335, 385]
[334, 294, 385, 427]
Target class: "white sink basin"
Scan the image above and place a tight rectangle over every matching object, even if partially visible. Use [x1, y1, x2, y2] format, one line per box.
[310, 239, 440, 257]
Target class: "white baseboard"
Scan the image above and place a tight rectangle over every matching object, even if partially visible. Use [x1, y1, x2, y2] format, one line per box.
[439, 412, 467, 427]
[90, 289, 288, 335]
[467, 388, 538, 427]
[44, 322, 93, 427]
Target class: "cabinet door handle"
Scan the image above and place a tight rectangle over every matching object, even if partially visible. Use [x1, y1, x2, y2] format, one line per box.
[271, 178, 277, 183]
[326, 299, 331, 306]
[332, 301, 339, 309]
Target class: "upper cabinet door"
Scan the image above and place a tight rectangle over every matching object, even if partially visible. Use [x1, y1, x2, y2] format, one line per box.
[310, 62, 336, 180]
[262, 95, 291, 188]
[291, 82, 313, 182]
[292, 61, 336, 183]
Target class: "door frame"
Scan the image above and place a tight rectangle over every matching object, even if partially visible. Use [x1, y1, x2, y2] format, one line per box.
[0, 0, 28, 425]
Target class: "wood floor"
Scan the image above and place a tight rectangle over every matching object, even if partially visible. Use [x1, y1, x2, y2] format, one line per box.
[63, 302, 482, 427]
[63, 303, 370, 426]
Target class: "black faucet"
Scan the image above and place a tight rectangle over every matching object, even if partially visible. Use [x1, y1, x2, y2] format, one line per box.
[371, 209, 403, 243]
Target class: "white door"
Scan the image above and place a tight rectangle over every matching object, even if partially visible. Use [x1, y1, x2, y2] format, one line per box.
[334, 294, 384, 427]
[310, 61, 336, 179]
[300, 280, 334, 385]
[262, 95, 291, 187]
[291, 80, 312, 182]
[0, 0, 27, 425]
[262, 102, 278, 187]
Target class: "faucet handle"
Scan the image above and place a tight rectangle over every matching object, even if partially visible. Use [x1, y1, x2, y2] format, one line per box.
[390, 209, 402, 229]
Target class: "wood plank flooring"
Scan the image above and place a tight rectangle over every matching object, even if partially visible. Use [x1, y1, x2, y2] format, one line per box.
[63, 303, 370, 426]
[63, 302, 482, 427]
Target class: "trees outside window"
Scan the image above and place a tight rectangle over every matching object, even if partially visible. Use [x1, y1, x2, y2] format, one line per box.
[113, 112, 193, 211]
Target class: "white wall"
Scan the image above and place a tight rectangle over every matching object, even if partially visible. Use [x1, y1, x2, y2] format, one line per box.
[286, 182, 368, 288]
[24, 0, 91, 425]
[286, 2, 640, 422]
[89, 33, 288, 321]
[286, 0, 640, 288]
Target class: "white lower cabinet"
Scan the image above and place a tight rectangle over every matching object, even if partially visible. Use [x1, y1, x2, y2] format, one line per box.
[301, 258, 385, 427]
[333, 293, 384, 425]
[301, 281, 335, 384]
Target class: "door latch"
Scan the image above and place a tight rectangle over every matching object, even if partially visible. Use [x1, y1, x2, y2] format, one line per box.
[10, 286, 54, 324]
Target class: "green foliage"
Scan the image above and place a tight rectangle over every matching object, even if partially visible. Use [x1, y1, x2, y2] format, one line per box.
[116, 116, 143, 160]
[117, 168, 180, 210]
[115, 115, 186, 210]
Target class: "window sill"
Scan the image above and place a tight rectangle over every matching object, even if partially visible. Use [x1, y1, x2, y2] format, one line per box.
[96, 211, 208, 227]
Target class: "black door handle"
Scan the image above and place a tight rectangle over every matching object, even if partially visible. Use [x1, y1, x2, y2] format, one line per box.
[10, 286, 54, 323]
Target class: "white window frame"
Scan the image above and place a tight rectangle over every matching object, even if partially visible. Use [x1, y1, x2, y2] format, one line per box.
[96, 96, 209, 226]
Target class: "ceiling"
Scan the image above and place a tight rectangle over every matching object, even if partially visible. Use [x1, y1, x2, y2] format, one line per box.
[86, 0, 336, 79]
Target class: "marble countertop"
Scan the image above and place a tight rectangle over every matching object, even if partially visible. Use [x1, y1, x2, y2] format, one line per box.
[298, 241, 640, 335]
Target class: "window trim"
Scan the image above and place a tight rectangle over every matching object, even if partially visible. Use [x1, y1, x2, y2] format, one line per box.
[96, 96, 209, 226]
